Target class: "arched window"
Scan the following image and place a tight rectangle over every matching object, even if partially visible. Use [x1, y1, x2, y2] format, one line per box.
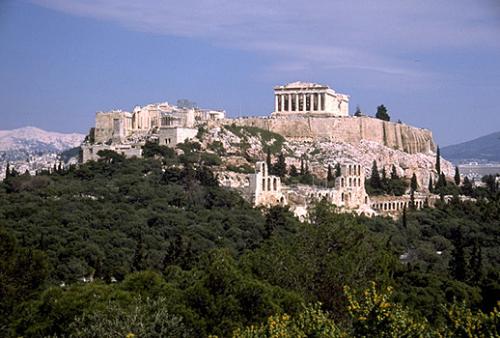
[349, 178, 352, 187]
[341, 193, 345, 201]
[273, 178, 277, 191]
[262, 178, 266, 191]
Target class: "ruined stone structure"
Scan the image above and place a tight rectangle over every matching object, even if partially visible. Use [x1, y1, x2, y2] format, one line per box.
[247, 161, 286, 207]
[83, 101, 225, 163]
[272, 82, 349, 117]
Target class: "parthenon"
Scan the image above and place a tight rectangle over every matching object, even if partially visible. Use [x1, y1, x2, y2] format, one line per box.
[272, 81, 349, 117]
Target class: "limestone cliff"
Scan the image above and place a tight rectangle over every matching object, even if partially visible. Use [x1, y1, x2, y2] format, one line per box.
[220, 116, 435, 155]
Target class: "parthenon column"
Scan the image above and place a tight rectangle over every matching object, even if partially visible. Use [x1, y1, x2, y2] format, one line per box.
[288, 94, 292, 112]
[294, 93, 298, 112]
[275, 95, 279, 112]
[280, 94, 285, 112]
[302, 93, 306, 112]
[318, 92, 323, 111]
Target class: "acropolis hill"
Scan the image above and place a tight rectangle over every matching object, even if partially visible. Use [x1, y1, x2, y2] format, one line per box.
[82, 81, 455, 217]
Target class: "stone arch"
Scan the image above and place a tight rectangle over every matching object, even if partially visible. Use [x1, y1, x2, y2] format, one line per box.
[341, 193, 345, 202]
[349, 177, 352, 187]
[273, 177, 277, 191]
[262, 178, 266, 191]
[341, 178, 345, 187]
[267, 178, 271, 191]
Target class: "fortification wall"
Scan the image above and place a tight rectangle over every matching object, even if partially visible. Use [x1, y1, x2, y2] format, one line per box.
[219, 116, 435, 154]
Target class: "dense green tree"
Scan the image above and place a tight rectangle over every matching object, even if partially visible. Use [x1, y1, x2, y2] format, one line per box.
[435, 146, 441, 174]
[428, 176, 434, 193]
[354, 105, 363, 117]
[461, 176, 474, 196]
[273, 153, 287, 178]
[454, 166, 461, 186]
[375, 104, 390, 121]
[390, 165, 398, 180]
[450, 227, 467, 282]
[335, 163, 341, 178]
[369, 160, 382, 192]
[289, 164, 298, 177]
[411, 173, 418, 192]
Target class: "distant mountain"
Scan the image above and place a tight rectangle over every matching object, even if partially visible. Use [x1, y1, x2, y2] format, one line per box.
[441, 131, 500, 164]
[0, 126, 84, 161]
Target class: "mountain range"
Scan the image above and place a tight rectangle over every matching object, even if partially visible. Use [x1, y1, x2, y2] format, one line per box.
[441, 131, 500, 164]
[0, 126, 84, 161]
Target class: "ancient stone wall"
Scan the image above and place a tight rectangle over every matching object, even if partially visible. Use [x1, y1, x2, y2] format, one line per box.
[221, 116, 435, 154]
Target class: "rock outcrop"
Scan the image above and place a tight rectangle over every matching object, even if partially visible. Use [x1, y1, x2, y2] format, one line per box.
[219, 116, 435, 154]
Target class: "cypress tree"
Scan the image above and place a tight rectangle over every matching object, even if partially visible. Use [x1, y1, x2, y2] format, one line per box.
[289, 164, 298, 177]
[5, 162, 10, 178]
[370, 160, 381, 190]
[390, 165, 398, 180]
[409, 190, 416, 210]
[440, 172, 447, 187]
[411, 173, 418, 192]
[462, 176, 473, 196]
[469, 239, 483, 284]
[454, 166, 461, 186]
[327, 164, 333, 182]
[274, 153, 287, 178]
[428, 177, 433, 193]
[266, 148, 272, 174]
[300, 157, 305, 176]
[435, 146, 441, 174]
[335, 163, 341, 177]
[402, 206, 407, 228]
[450, 227, 467, 281]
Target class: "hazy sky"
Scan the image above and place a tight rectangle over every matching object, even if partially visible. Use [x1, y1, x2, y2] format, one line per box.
[1, 0, 499, 145]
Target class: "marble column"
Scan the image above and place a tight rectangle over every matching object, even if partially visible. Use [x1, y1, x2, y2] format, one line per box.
[275, 95, 279, 112]
[302, 94, 306, 112]
[294, 94, 298, 112]
[288, 94, 292, 112]
[318, 93, 323, 111]
[280, 94, 285, 112]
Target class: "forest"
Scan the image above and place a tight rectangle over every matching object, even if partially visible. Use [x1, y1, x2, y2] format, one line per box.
[0, 142, 499, 337]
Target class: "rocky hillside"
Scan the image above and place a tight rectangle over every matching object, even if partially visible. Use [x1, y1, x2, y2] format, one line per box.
[198, 124, 453, 190]
[223, 116, 435, 154]
[442, 131, 500, 164]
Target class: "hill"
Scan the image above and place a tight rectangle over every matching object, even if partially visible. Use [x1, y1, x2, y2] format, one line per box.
[442, 131, 500, 164]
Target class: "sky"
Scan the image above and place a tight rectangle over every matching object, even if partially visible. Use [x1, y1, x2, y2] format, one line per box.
[0, 0, 499, 146]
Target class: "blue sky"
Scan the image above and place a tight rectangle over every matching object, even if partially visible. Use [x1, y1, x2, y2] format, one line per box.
[0, 0, 499, 146]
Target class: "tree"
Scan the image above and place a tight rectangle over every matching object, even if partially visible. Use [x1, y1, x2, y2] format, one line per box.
[469, 239, 483, 284]
[450, 227, 467, 282]
[454, 166, 461, 186]
[273, 153, 287, 178]
[411, 173, 418, 192]
[335, 163, 341, 177]
[370, 160, 382, 190]
[266, 148, 272, 174]
[5, 162, 10, 178]
[375, 104, 390, 121]
[289, 165, 298, 177]
[435, 146, 441, 174]
[390, 165, 398, 180]
[300, 157, 305, 176]
[461, 176, 474, 196]
[354, 105, 363, 117]
[132, 235, 146, 272]
[327, 165, 333, 183]
[409, 190, 416, 210]
[428, 177, 434, 193]
[402, 206, 407, 228]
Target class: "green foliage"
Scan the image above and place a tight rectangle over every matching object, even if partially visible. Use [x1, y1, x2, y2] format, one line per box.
[143, 140, 176, 159]
[2, 154, 500, 337]
[375, 104, 390, 121]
